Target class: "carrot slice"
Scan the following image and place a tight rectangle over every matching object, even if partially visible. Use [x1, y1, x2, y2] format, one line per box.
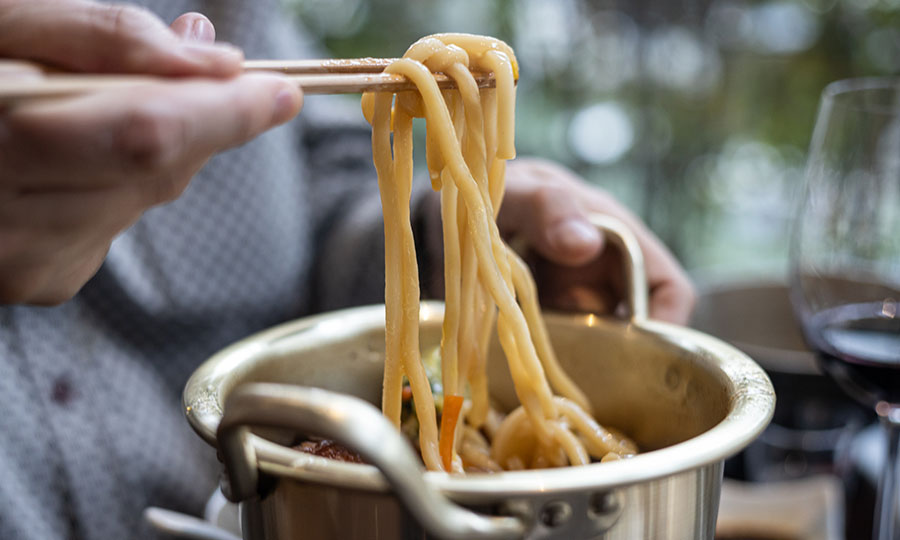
[439, 394, 465, 472]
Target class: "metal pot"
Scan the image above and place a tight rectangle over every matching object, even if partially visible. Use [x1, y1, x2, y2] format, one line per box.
[183, 217, 775, 540]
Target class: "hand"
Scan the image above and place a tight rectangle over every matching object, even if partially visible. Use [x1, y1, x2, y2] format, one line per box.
[499, 157, 695, 324]
[0, 1, 303, 305]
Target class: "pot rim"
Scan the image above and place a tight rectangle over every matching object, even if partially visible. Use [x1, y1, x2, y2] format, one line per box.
[184, 301, 775, 497]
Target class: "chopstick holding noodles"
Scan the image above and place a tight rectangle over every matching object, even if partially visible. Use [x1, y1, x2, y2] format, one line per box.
[0, 58, 504, 105]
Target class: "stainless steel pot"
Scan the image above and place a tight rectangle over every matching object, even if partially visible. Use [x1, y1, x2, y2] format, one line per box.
[183, 216, 775, 540]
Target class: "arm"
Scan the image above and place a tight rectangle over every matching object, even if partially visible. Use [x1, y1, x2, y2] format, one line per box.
[0, 1, 303, 305]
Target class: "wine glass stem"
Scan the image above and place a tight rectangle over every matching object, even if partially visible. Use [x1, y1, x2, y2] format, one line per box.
[874, 405, 900, 540]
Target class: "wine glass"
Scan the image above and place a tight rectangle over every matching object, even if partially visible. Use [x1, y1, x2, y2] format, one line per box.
[790, 78, 900, 540]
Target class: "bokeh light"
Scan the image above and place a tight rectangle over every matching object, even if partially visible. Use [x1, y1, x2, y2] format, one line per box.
[568, 102, 635, 165]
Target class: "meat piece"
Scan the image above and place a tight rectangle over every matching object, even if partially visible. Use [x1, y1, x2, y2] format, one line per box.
[295, 439, 365, 464]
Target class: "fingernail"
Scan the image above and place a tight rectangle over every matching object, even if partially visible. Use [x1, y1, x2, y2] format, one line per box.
[189, 18, 215, 42]
[272, 84, 302, 124]
[547, 219, 599, 253]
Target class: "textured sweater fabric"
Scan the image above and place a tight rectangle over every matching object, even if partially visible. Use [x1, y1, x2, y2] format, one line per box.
[0, 1, 434, 538]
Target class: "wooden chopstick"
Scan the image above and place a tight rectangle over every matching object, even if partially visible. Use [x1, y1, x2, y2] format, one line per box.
[242, 57, 401, 74]
[0, 58, 499, 105]
[287, 71, 496, 94]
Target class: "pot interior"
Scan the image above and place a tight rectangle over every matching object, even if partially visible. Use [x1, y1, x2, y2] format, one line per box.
[209, 303, 732, 454]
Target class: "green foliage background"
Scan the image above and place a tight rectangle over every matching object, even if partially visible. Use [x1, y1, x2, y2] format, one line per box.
[287, 0, 900, 277]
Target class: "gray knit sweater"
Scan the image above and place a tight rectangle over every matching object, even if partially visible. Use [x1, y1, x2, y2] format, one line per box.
[0, 2, 431, 538]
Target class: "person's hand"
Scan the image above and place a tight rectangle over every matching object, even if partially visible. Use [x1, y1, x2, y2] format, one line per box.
[499, 157, 695, 324]
[0, 0, 303, 305]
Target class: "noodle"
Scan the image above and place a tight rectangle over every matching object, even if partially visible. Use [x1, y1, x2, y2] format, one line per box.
[362, 33, 636, 472]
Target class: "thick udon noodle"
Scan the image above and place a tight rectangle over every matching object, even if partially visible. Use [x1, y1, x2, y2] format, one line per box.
[361, 34, 636, 473]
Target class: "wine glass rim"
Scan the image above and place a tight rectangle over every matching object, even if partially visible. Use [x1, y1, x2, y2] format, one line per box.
[822, 77, 900, 113]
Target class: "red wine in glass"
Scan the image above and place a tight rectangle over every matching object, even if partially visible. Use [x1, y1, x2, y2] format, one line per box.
[804, 301, 900, 407]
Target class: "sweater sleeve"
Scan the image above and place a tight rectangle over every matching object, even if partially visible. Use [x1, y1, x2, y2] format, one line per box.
[301, 95, 442, 313]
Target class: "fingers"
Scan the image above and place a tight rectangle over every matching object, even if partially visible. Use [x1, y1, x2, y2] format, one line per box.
[508, 185, 603, 266]
[614, 215, 695, 324]
[501, 157, 696, 325]
[170, 12, 215, 43]
[0, 0, 241, 76]
[648, 275, 695, 325]
[500, 159, 603, 266]
[533, 261, 619, 315]
[0, 2, 303, 305]
[3, 73, 303, 195]
[575, 192, 696, 324]
[586, 195, 696, 324]
[0, 70, 303, 305]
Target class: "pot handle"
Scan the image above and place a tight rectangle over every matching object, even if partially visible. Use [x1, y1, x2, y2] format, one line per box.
[217, 383, 526, 540]
[587, 213, 648, 322]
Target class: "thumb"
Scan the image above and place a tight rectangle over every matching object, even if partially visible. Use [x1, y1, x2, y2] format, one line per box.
[0, 0, 242, 77]
[500, 184, 603, 266]
[543, 217, 604, 265]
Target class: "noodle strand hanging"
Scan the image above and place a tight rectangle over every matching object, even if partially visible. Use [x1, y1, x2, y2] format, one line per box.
[363, 34, 636, 473]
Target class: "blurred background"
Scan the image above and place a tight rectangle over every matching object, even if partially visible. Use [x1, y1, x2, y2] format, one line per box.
[284, 0, 898, 279]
